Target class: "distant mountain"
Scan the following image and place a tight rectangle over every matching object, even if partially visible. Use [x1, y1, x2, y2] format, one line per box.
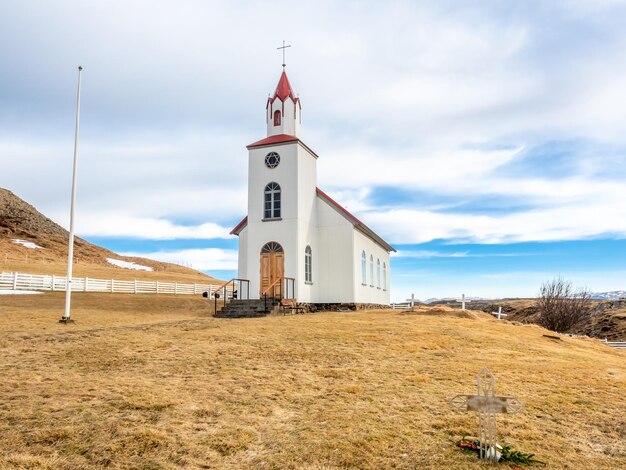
[591, 291, 626, 300]
[422, 296, 491, 304]
[421, 292, 626, 304]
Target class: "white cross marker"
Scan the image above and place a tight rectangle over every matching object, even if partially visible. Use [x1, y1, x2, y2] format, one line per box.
[450, 369, 523, 461]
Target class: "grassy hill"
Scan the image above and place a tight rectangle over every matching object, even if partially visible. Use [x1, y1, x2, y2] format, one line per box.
[0, 294, 623, 469]
[462, 299, 626, 342]
[0, 188, 221, 284]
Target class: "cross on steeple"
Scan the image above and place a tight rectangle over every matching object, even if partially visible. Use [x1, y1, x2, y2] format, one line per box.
[277, 40, 291, 68]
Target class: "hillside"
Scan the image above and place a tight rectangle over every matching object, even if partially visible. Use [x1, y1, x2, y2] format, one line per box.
[459, 299, 626, 341]
[0, 188, 220, 284]
[0, 295, 624, 469]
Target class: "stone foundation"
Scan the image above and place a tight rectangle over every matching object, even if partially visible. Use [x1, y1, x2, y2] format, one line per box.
[298, 303, 389, 313]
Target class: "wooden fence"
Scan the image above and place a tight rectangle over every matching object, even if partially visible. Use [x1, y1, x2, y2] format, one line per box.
[0, 271, 226, 296]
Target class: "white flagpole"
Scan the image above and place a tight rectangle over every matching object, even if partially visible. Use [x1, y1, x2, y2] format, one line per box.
[61, 65, 83, 324]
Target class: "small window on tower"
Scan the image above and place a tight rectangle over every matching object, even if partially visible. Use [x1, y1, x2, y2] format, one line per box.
[274, 110, 281, 126]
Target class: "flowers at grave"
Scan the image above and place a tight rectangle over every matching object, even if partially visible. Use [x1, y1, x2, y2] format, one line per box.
[455, 437, 545, 465]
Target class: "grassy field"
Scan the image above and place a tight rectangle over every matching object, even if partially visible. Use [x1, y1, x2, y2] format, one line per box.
[0, 294, 624, 469]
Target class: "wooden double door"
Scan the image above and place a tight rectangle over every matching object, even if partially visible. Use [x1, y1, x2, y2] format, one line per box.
[260, 241, 284, 297]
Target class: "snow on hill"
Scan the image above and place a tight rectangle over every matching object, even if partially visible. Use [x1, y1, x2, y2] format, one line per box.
[12, 239, 44, 249]
[106, 258, 153, 271]
[591, 291, 626, 300]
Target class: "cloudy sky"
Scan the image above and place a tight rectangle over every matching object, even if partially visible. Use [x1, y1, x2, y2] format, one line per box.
[2, 0, 626, 300]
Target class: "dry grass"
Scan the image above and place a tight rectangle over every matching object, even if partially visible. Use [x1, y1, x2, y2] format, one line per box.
[0, 238, 221, 284]
[0, 258, 218, 284]
[0, 295, 624, 469]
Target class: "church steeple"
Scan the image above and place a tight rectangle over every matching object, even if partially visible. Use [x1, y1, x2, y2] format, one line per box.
[266, 69, 301, 138]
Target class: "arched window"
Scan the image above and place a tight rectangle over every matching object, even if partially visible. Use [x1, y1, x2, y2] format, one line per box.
[383, 262, 387, 290]
[361, 251, 366, 285]
[369, 255, 374, 286]
[273, 110, 281, 126]
[261, 241, 284, 253]
[264, 182, 281, 219]
[305, 245, 312, 283]
[376, 259, 381, 288]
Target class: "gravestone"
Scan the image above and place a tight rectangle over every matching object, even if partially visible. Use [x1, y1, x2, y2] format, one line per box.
[450, 368, 523, 462]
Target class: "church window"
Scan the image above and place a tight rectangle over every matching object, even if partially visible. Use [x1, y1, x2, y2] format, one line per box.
[361, 251, 366, 285]
[273, 110, 281, 126]
[264, 152, 280, 169]
[376, 259, 381, 288]
[261, 241, 284, 253]
[369, 255, 374, 286]
[305, 245, 312, 283]
[383, 262, 387, 290]
[264, 182, 281, 219]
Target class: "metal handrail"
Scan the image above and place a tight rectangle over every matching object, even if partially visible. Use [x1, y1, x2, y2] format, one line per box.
[261, 277, 283, 297]
[263, 277, 296, 315]
[213, 278, 250, 316]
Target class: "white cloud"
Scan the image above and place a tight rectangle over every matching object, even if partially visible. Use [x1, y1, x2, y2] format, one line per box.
[365, 196, 626, 245]
[394, 250, 470, 259]
[76, 213, 232, 240]
[1, 0, 626, 247]
[393, 250, 532, 259]
[122, 248, 238, 271]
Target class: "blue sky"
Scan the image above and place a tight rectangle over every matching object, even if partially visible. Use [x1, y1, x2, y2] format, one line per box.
[1, 1, 626, 300]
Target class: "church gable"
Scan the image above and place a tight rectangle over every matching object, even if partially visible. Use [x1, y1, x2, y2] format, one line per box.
[316, 188, 395, 253]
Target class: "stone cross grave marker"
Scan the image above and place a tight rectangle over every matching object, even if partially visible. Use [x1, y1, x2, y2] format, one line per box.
[450, 368, 523, 462]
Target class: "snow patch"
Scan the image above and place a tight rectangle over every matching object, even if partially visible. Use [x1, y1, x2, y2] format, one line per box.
[0, 290, 43, 295]
[591, 290, 626, 300]
[12, 239, 43, 249]
[106, 258, 153, 271]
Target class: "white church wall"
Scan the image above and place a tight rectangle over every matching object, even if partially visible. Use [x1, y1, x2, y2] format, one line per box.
[247, 143, 299, 223]
[245, 142, 301, 299]
[294, 144, 318, 302]
[316, 198, 355, 303]
[353, 229, 391, 305]
[237, 226, 248, 282]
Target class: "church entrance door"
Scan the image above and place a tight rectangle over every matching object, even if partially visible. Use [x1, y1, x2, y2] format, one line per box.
[260, 242, 284, 298]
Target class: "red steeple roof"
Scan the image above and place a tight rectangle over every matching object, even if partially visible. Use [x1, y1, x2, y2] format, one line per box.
[270, 70, 298, 103]
[274, 70, 296, 100]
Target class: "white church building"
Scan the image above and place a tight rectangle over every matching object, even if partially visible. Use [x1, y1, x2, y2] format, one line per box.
[230, 68, 395, 305]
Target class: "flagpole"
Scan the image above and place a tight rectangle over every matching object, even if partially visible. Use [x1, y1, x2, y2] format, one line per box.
[60, 65, 83, 324]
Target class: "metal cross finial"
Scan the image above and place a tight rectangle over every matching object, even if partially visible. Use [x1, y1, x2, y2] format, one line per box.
[277, 40, 291, 68]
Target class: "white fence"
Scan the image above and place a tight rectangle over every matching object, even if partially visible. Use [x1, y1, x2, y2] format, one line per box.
[391, 302, 412, 309]
[602, 339, 626, 349]
[0, 271, 224, 296]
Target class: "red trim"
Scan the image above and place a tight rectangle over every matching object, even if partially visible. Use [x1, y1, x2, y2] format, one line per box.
[316, 188, 364, 225]
[247, 133, 299, 148]
[316, 188, 396, 252]
[230, 216, 248, 235]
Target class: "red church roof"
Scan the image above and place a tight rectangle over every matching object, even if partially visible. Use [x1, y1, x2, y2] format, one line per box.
[246, 134, 299, 149]
[230, 216, 248, 235]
